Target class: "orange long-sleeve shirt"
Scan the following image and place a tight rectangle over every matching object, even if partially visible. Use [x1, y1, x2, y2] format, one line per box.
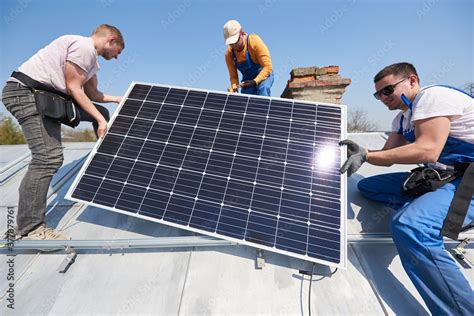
[225, 33, 272, 90]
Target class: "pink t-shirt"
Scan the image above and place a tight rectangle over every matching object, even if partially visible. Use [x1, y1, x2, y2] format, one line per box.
[14, 35, 100, 94]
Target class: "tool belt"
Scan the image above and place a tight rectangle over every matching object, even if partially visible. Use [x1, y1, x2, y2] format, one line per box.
[402, 166, 459, 198]
[402, 163, 473, 240]
[11, 71, 80, 128]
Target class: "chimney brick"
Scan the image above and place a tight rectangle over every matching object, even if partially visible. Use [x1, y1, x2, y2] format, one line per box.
[281, 65, 351, 104]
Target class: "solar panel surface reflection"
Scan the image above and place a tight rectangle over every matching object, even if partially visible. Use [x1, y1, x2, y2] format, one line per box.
[68, 83, 345, 267]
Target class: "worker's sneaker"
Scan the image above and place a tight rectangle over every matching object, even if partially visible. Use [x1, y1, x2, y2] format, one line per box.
[23, 225, 71, 241]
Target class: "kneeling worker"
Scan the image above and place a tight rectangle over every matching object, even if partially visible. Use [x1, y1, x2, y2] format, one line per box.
[223, 20, 274, 96]
[339, 62, 473, 315]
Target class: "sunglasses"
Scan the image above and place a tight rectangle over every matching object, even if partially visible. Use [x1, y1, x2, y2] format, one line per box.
[373, 78, 407, 100]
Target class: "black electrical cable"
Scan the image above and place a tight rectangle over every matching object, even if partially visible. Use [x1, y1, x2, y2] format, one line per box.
[309, 263, 314, 316]
[304, 264, 339, 316]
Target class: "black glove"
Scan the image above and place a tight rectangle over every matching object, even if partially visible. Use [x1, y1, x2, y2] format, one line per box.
[339, 139, 368, 177]
[240, 80, 257, 89]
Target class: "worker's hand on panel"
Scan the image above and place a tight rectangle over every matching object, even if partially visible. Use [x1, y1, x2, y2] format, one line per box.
[339, 139, 368, 177]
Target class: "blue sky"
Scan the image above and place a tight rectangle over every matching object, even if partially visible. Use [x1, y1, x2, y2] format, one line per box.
[1, 0, 472, 130]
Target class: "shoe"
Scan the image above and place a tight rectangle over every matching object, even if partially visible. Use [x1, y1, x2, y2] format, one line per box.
[23, 225, 71, 241]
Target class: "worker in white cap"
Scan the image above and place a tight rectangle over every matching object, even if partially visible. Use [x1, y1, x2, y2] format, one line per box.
[223, 20, 274, 96]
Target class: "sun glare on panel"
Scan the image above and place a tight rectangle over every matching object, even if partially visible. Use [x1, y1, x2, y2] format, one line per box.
[314, 146, 336, 169]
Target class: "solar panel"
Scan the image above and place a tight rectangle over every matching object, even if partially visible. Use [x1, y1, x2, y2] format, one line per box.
[66, 82, 347, 268]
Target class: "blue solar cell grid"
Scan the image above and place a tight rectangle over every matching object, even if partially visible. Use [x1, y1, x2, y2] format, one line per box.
[68, 83, 346, 267]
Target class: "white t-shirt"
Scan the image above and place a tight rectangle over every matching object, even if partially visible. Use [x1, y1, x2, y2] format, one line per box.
[391, 86, 474, 144]
[12, 35, 100, 94]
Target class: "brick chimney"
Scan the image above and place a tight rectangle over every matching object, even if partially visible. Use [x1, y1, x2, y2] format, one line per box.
[281, 66, 351, 104]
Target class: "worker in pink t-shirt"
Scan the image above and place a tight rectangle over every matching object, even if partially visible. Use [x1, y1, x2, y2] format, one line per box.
[2, 24, 125, 241]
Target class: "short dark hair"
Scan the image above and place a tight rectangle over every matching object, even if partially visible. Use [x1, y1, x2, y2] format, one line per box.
[374, 62, 419, 84]
[93, 24, 125, 48]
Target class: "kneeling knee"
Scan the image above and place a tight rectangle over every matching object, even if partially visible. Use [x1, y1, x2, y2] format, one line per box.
[357, 177, 376, 198]
[357, 178, 368, 192]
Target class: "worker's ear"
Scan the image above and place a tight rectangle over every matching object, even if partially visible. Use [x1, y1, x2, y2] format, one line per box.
[108, 36, 117, 46]
[408, 74, 418, 87]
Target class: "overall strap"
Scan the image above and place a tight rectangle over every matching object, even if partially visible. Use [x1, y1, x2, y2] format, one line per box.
[441, 163, 474, 239]
[244, 34, 254, 69]
[231, 34, 255, 67]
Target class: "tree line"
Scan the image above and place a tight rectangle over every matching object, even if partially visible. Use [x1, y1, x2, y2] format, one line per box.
[0, 114, 96, 144]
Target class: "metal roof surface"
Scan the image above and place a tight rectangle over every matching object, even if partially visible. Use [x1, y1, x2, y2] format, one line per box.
[0, 135, 472, 315]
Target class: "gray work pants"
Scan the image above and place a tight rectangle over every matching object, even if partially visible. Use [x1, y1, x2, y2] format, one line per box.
[2, 81, 109, 235]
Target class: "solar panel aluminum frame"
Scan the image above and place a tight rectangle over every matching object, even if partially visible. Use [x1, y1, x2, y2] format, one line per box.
[66, 82, 348, 269]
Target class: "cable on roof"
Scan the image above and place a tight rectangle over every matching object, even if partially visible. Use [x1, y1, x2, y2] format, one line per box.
[299, 263, 338, 316]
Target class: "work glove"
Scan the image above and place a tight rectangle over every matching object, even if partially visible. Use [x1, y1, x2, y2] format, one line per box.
[339, 139, 368, 177]
[240, 79, 257, 89]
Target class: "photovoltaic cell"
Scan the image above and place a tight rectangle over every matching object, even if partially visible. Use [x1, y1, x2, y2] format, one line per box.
[67, 82, 347, 268]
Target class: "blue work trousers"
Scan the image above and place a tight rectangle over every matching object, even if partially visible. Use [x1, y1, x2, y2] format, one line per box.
[358, 172, 474, 315]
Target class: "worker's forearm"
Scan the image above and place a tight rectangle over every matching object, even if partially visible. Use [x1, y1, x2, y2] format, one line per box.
[228, 68, 239, 87]
[225, 52, 239, 87]
[251, 35, 272, 84]
[368, 143, 438, 166]
[89, 91, 121, 103]
[254, 66, 271, 85]
[254, 55, 272, 84]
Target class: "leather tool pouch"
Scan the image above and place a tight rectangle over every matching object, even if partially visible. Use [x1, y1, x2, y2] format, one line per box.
[402, 167, 458, 197]
[34, 90, 80, 128]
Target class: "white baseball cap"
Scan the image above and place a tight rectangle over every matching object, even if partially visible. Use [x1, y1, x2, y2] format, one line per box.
[223, 20, 242, 45]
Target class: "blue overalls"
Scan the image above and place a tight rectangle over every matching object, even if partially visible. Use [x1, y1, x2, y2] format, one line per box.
[358, 86, 474, 315]
[231, 35, 274, 96]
